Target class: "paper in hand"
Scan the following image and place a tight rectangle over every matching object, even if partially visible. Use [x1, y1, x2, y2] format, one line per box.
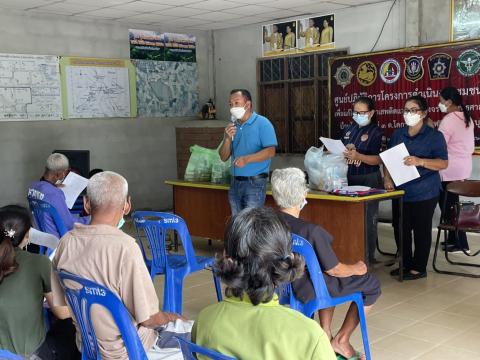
[61, 172, 89, 209]
[319, 137, 347, 155]
[380, 143, 420, 186]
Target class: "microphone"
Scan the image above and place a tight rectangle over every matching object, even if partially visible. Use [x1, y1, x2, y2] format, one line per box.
[230, 115, 236, 141]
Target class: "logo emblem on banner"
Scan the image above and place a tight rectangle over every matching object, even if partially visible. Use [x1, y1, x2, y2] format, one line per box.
[427, 53, 452, 80]
[356, 61, 377, 86]
[404, 56, 424, 82]
[379, 59, 401, 84]
[457, 49, 480, 77]
[334, 63, 354, 89]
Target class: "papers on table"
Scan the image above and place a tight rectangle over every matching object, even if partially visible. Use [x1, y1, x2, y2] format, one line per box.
[380, 143, 420, 186]
[341, 186, 371, 192]
[61, 172, 89, 209]
[319, 137, 347, 155]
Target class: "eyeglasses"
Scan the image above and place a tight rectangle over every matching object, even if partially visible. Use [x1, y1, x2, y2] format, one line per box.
[402, 108, 423, 114]
[352, 111, 370, 116]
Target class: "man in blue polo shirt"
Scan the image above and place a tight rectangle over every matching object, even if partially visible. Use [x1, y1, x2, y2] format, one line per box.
[219, 89, 277, 215]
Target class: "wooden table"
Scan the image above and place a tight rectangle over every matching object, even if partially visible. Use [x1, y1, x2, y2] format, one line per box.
[165, 180, 404, 277]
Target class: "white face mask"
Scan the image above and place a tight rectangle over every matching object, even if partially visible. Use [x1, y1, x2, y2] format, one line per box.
[353, 113, 370, 127]
[299, 199, 308, 210]
[230, 106, 246, 120]
[438, 102, 448, 113]
[403, 113, 422, 127]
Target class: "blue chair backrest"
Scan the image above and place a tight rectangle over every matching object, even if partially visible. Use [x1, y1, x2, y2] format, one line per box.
[0, 349, 22, 359]
[55, 270, 147, 360]
[175, 336, 236, 360]
[28, 198, 68, 238]
[132, 212, 197, 270]
[279, 234, 333, 313]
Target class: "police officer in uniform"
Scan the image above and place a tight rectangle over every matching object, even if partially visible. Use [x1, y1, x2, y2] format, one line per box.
[342, 97, 384, 264]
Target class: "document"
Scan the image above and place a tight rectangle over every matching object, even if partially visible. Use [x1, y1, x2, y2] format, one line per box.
[29, 227, 60, 249]
[380, 143, 420, 186]
[319, 137, 347, 155]
[61, 172, 89, 209]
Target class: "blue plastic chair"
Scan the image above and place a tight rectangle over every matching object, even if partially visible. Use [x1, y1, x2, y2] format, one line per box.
[175, 336, 236, 360]
[279, 234, 371, 360]
[132, 211, 222, 314]
[28, 198, 68, 255]
[55, 270, 147, 360]
[0, 350, 22, 360]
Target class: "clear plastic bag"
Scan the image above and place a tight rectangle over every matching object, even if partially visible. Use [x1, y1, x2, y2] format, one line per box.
[304, 146, 348, 191]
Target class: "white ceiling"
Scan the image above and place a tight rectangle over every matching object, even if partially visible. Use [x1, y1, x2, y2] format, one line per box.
[0, 0, 390, 30]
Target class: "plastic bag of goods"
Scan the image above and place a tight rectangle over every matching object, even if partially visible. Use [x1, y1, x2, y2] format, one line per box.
[304, 146, 348, 191]
[304, 146, 325, 190]
[211, 153, 231, 184]
[321, 154, 348, 191]
[184, 145, 218, 182]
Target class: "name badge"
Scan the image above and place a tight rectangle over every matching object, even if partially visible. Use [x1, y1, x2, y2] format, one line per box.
[361, 134, 369, 142]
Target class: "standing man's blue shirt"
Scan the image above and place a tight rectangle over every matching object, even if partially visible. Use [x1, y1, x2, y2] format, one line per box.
[231, 112, 278, 176]
[388, 125, 448, 202]
[28, 179, 90, 238]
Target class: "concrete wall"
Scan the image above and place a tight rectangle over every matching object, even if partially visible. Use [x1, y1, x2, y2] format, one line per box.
[1, 117, 194, 210]
[0, 9, 213, 210]
[213, 0, 406, 121]
[419, 0, 451, 45]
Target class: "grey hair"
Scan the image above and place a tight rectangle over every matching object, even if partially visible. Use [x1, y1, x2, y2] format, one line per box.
[87, 171, 128, 211]
[271, 168, 308, 209]
[46, 153, 69, 172]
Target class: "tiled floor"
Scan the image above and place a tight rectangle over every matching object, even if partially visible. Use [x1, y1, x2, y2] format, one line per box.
[127, 222, 480, 360]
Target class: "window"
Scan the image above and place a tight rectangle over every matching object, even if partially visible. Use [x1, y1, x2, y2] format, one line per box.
[258, 50, 347, 153]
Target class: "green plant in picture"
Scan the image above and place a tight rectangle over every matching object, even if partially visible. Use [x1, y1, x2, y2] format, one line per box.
[164, 48, 196, 62]
[130, 46, 165, 61]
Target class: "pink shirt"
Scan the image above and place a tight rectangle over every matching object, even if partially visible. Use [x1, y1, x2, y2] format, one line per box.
[439, 111, 474, 181]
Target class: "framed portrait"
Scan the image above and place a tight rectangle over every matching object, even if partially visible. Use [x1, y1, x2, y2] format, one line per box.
[297, 14, 335, 52]
[451, 0, 480, 41]
[262, 21, 297, 57]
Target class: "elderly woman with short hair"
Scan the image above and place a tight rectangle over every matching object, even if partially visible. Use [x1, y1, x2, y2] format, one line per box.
[272, 167, 381, 360]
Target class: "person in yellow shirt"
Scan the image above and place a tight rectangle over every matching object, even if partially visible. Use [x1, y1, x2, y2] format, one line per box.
[264, 25, 283, 51]
[300, 19, 320, 47]
[283, 25, 295, 49]
[192, 207, 336, 360]
[320, 19, 334, 44]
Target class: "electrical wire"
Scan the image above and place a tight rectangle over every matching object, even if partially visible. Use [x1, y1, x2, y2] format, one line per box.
[370, 0, 398, 52]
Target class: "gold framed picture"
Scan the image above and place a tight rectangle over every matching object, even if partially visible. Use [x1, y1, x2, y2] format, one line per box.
[451, 0, 480, 41]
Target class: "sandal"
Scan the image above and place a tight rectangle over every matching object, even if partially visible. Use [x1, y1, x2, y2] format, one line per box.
[336, 350, 365, 360]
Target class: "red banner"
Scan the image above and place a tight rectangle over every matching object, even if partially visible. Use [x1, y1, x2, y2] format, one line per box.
[329, 40, 480, 146]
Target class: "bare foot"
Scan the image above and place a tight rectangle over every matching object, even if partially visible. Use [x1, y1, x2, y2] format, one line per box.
[331, 336, 365, 360]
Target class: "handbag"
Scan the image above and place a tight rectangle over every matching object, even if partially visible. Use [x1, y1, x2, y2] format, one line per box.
[453, 201, 480, 230]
